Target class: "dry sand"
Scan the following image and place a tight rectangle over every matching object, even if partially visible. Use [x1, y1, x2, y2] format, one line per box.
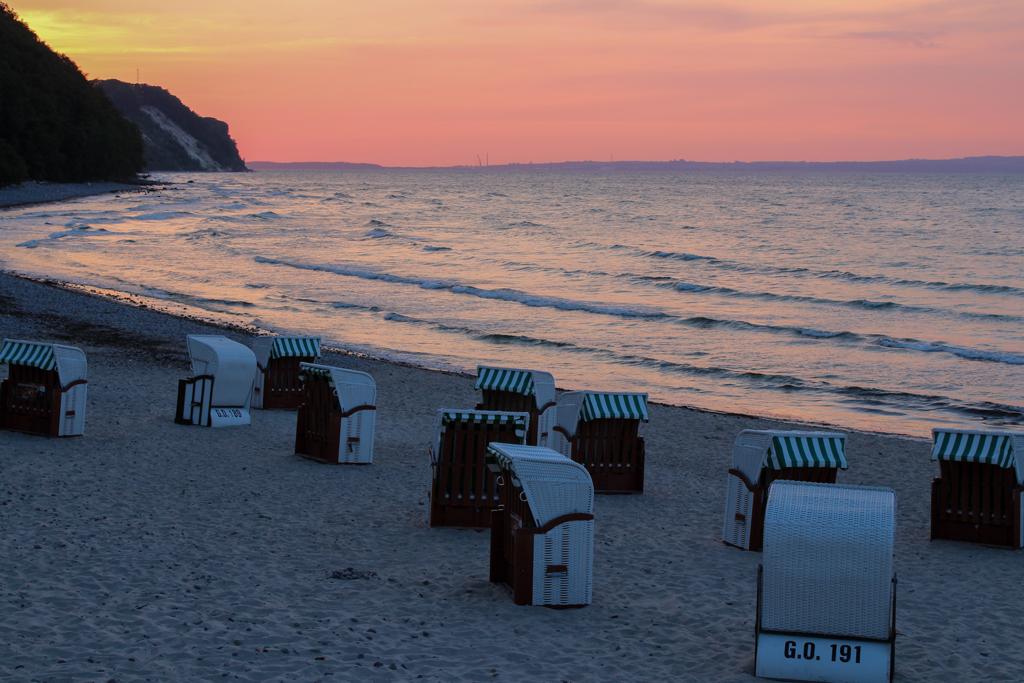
[0, 270, 1021, 681]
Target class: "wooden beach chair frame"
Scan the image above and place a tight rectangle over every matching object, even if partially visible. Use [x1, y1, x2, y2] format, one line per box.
[551, 391, 648, 494]
[428, 409, 529, 528]
[474, 365, 556, 446]
[723, 430, 848, 551]
[0, 339, 87, 437]
[930, 429, 1024, 548]
[487, 443, 594, 607]
[294, 363, 377, 464]
[754, 481, 897, 683]
[252, 336, 322, 410]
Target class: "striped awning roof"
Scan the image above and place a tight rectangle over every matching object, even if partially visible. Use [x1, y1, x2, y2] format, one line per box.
[580, 392, 649, 422]
[441, 410, 527, 427]
[0, 340, 56, 371]
[270, 336, 321, 359]
[767, 435, 848, 470]
[475, 366, 535, 396]
[931, 430, 1015, 469]
[299, 363, 332, 381]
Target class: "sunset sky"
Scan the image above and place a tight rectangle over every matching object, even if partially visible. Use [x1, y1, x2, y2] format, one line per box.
[13, 0, 1024, 166]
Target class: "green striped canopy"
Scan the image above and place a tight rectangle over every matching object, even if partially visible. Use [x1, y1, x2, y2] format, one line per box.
[0, 340, 56, 371]
[441, 410, 527, 427]
[475, 366, 535, 396]
[767, 435, 848, 470]
[580, 392, 649, 422]
[299, 364, 332, 381]
[931, 430, 1015, 469]
[270, 336, 321, 359]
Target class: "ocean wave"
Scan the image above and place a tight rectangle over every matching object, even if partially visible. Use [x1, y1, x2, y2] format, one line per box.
[254, 255, 1024, 366]
[877, 338, 1024, 365]
[578, 241, 1024, 298]
[132, 211, 195, 221]
[366, 218, 391, 227]
[365, 227, 395, 239]
[377, 311, 1024, 422]
[254, 255, 666, 318]
[16, 225, 112, 248]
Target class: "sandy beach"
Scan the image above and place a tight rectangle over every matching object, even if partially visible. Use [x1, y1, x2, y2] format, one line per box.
[0, 181, 153, 210]
[1, 269, 1022, 681]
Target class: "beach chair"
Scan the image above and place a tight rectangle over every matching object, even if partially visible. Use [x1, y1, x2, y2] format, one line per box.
[294, 363, 377, 464]
[174, 335, 256, 427]
[252, 335, 322, 410]
[475, 365, 556, 446]
[428, 409, 529, 528]
[930, 428, 1023, 548]
[549, 391, 648, 493]
[723, 430, 848, 551]
[755, 481, 896, 683]
[486, 443, 594, 607]
[0, 339, 87, 437]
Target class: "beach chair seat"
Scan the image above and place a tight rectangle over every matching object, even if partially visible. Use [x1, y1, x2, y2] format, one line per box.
[723, 430, 848, 551]
[486, 443, 594, 607]
[0, 339, 87, 437]
[755, 481, 896, 683]
[252, 336, 321, 410]
[930, 428, 1023, 548]
[428, 409, 529, 528]
[475, 365, 556, 446]
[174, 335, 256, 427]
[549, 391, 648, 493]
[294, 363, 377, 464]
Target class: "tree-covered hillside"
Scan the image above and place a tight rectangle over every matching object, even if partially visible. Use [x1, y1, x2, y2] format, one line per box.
[0, 3, 143, 186]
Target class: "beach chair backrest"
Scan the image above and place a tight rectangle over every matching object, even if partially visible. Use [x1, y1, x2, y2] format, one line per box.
[487, 443, 592, 526]
[186, 335, 256, 407]
[0, 339, 86, 387]
[732, 430, 848, 486]
[931, 428, 1024, 485]
[476, 366, 556, 444]
[433, 409, 529, 511]
[762, 481, 895, 641]
[300, 363, 376, 411]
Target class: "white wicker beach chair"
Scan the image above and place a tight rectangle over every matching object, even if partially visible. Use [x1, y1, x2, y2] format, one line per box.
[475, 365, 557, 447]
[755, 481, 896, 683]
[429, 409, 529, 528]
[548, 390, 649, 493]
[175, 335, 256, 427]
[251, 335, 322, 409]
[0, 339, 87, 437]
[930, 428, 1024, 548]
[723, 430, 848, 551]
[294, 363, 376, 464]
[486, 443, 594, 607]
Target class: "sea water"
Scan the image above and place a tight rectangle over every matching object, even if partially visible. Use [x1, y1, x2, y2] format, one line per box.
[2, 169, 1021, 436]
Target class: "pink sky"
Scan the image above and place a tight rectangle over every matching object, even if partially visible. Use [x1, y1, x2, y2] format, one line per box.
[15, 0, 1024, 165]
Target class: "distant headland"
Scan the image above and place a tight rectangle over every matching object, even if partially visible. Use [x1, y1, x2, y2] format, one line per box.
[249, 156, 1024, 173]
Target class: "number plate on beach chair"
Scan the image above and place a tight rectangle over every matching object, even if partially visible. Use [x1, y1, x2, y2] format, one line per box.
[756, 633, 891, 683]
[209, 407, 251, 428]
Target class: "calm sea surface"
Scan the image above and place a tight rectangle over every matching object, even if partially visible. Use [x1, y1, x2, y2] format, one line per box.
[2, 170, 1022, 436]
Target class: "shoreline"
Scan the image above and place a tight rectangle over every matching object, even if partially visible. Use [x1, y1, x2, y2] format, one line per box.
[2, 267, 1022, 680]
[0, 179, 162, 210]
[0, 267, 928, 442]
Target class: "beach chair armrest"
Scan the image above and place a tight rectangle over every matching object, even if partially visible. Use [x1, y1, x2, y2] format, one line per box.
[340, 404, 376, 418]
[552, 425, 574, 440]
[517, 512, 594, 536]
[60, 378, 88, 392]
[728, 468, 758, 492]
[538, 400, 557, 412]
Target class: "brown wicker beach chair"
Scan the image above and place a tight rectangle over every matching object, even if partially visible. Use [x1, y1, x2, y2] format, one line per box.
[0, 339, 87, 437]
[428, 409, 529, 528]
[550, 391, 648, 494]
[252, 336, 321, 410]
[474, 366, 556, 446]
[930, 429, 1023, 548]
